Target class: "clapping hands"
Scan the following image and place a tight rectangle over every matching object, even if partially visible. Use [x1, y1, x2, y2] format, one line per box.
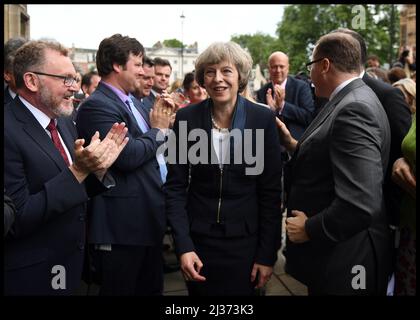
[70, 122, 129, 182]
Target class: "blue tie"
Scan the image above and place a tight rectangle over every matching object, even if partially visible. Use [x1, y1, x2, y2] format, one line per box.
[126, 97, 167, 183]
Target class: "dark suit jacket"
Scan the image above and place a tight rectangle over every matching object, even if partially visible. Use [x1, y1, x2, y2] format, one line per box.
[76, 82, 166, 246]
[141, 94, 155, 113]
[256, 76, 315, 140]
[4, 98, 108, 295]
[362, 73, 412, 226]
[284, 79, 392, 295]
[164, 95, 283, 266]
[4, 191, 16, 237]
[4, 86, 14, 105]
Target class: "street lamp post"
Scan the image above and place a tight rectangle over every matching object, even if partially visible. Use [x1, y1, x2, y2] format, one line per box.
[180, 12, 185, 79]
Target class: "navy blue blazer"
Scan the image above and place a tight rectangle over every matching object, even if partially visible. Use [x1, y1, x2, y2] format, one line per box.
[4, 98, 108, 295]
[256, 76, 315, 140]
[164, 95, 283, 266]
[141, 94, 155, 113]
[76, 82, 166, 246]
[4, 86, 14, 105]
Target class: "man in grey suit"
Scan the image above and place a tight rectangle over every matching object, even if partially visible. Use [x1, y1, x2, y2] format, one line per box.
[278, 32, 392, 295]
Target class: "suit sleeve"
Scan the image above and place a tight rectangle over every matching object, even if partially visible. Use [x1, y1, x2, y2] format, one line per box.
[4, 191, 16, 237]
[76, 99, 163, 172]
[305, 102, 387, 245]
[163, 112, 195, 255]
[4, 130, 90, 239]
[281, 81, 315, 126]
[383, 87, 411, 162]
[255, 113, 283, 265]
[256, 85, 268, 104]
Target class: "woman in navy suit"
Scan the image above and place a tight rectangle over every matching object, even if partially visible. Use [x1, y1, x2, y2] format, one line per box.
[164, 42, 283, 295]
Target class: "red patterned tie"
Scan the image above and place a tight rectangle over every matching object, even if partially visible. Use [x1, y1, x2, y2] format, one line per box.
[46, 119, 70, 166]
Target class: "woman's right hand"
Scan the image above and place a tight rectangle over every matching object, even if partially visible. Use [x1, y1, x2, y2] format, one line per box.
[180, 251, 206, 282]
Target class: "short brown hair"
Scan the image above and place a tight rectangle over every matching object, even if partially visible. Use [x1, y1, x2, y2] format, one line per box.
[388, 67, 407, 84]
[96, 34, 144, 77]
[195, 41, 252, 93]
[13, 40, 69, 89]
[314, 33, 361, 73]
[153, 57, 172, 71]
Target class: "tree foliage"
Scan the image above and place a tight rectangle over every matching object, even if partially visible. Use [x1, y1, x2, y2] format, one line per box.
[276, 4, 400, 74]
[231, 32, 277, 70]
[162, 38, 184, 48]
[230, 5, 400, 75]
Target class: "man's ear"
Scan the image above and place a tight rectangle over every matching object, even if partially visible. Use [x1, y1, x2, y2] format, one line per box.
[321, 58, 331, 74]
[113, 63, 122, 74]
[23, 72, 40, 92]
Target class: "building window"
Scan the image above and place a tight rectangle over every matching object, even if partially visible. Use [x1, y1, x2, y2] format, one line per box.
[20, 12, 29, 38]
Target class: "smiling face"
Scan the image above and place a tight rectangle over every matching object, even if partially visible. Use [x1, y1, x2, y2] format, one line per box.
[153, 65, 171, 92]
[186, 80, 207, 104]
[139, 64, 155, 97]
[119, 53, 144, 94]
[268, 52, 289, 85]
[203, 60, 239, 108]
[36, 49, 78, 118]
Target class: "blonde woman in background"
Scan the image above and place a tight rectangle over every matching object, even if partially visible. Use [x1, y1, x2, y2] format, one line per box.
[393, 78, 416, 114]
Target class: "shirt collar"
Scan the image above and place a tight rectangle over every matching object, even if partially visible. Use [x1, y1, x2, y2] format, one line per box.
[102, 81, 130, 104]
[150, 89, 159, 97]
[329, 77, 359, 101]
[19, 96, 54, 129]
[8, 87, 17, 99]
[272, 77, 288, 89]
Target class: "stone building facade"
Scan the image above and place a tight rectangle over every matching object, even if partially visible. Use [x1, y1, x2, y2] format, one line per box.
[4, 4, 30, 42]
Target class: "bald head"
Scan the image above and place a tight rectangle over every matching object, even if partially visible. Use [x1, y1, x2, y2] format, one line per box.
[268, 51, 289, 85]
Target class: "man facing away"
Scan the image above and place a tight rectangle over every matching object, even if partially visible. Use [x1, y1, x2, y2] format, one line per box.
[278, 32, 392, 295]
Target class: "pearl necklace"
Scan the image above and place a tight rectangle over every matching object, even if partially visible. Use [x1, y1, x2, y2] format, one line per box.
[211, 113, 229, 132]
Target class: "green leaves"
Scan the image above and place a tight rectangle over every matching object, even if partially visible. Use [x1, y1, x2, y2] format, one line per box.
[230, 5, 400, 75]
[162, 39, 184, 49]
[231, 32, 277, 70]
[276, 4, 400, 73]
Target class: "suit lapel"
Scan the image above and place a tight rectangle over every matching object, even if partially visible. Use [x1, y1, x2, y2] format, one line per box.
[4, 86, 13, 105]
[297, 99, 335, 145]
[202, 99, 219, 164]
[97, 82, 144, 135]
[138, 102, 150, 124]
[298, 78, 365, 146]
[12, 99, 69, 170]
[57, 118, 76, 161]
[132, 97, 151, 128]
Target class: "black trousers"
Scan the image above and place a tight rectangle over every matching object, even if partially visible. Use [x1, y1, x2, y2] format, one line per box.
[95, 244, 163, 296]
